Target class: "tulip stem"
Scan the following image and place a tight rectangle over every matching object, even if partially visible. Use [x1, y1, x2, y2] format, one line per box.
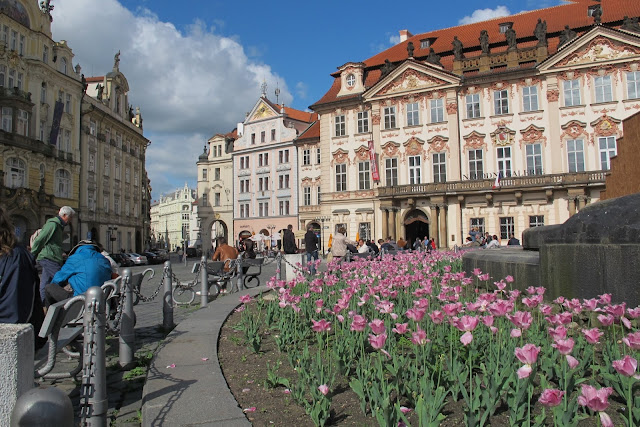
[628, 380, 634, 427]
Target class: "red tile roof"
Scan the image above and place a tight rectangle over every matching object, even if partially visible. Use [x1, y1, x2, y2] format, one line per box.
[296, 120, 320, 141]
[86, 76, 104, 83]
[260, 96, 317, 123]
[312, 0, 640, 108]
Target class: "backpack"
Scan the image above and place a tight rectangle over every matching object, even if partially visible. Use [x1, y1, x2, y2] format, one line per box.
[29, 228, 42, 247]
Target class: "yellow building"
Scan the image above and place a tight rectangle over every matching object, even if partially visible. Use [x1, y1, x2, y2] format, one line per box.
[80, 58, 151, 253]
[0, 1, 81, 246]
[310, 0, 640, 248]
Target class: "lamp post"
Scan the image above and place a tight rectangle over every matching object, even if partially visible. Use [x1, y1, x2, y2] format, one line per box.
[315, 215, 330, 256]
[266, 223, 275, 251]
[107, 225, 118, 253]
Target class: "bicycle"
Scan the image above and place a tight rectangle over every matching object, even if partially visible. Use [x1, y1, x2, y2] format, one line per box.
[171, 259, 237, 305]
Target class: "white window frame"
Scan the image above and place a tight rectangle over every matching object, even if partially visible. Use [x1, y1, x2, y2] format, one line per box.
[529, 215, 544, 228]
[598, 136, 617, 170]
[385, 157, 398, 186]
[407, 102, 420, 126]
[335, 114, 346, 136]
[54, 169, 71, 198]
[384, 106, 396, 129]
[468, 149, 484, 180]
[430, 98, 444, 123]
[408, 155, 421, 184]
[357, 111, 369, 133]
[335, 163, 347, 191]
[500, 217, 515, 240]
[522, 85, 539, 112]
[1, 106, 11, 132]
[594, 75, 613, 103]
[433, 152, 446, 183]
[302, 149, 311, 166]
[466, 93, 481, 119]
[494, 89, 509, 115]
[303, 187, 311, 206]
[627, 71, 640, 99]
[525, 143, 543, 175]
[358, 161, 371, 190]
[567, 139, 585, 173]
[6, 157, 25, 188]
[563, 79, 581, 107]
[497, 146, 512, 177]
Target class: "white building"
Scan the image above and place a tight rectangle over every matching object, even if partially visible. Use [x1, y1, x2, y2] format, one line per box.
[149, 183, 196, 251]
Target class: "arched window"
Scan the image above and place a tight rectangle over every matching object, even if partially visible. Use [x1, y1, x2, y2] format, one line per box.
[54, 169, 71, 198]
[60, 57, 67, 74]
[6, 157, 25, 188]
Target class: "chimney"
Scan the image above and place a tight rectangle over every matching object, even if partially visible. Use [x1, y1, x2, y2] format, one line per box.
[399, 29, 413, 43]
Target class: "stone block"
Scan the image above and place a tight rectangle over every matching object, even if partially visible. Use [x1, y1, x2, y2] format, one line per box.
[283, 254, 304, 281]
[462, 248, 541, 291]
[0, 324, 34, 425]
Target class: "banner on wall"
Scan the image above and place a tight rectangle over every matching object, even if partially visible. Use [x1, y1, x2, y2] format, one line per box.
[368, 140, 380, 182]
[49, 100, 64, 145]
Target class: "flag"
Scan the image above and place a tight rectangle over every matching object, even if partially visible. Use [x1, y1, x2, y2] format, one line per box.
[327, 234, 333, 248]
[492, 171, 503, 189]
[49, 100, 64, 145]
[368, 140, 380, 182]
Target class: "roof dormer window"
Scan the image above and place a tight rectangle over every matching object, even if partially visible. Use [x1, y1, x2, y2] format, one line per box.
[587, 5, 598, 16]
[420, 39, 430, 49]
[346, 74, 356, 88]
[499, 22, 513, 33]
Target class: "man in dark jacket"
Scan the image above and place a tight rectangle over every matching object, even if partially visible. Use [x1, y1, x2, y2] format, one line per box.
[44, 241, 112, 306]
[282, 224, 297, 254]
[304, 225, 319, 275]
[31, 206, 75, 303]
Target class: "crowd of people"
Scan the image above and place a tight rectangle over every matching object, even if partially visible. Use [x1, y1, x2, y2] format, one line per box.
[463, 227, 521, 248]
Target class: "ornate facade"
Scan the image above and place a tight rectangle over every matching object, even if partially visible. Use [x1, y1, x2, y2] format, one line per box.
[309, 0, 640, 248]
[231, 90, 316, 244]
[195, 131, 235, 254]
[0, 1, 81, 247]
[79, 58, 150, 253]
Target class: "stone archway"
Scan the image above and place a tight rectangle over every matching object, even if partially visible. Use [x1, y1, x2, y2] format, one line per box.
[209, 220, 228, 252]
[403, 209, 430, 249]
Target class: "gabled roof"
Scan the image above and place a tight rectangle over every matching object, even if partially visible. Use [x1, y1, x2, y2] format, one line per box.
[312, 0, 640, 108]
[296, 120, 320, 142]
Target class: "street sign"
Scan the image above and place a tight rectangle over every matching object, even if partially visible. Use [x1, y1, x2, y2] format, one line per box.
[323, 226, 329, 229]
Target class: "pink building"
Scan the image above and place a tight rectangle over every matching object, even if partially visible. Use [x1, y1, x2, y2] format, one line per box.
[233, 90, 316, 246]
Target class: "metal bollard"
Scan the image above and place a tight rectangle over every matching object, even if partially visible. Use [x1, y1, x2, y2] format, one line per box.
[83, 286, 107, 425]
[119, 268, 135, 369]
[276, 253, 282, 281]
[11, 387, 73, 427]
[162, 261, 174, 330]
[235, 255, 244, 293]
[200, 256, 208, 307]
[346, 251, 352, 262]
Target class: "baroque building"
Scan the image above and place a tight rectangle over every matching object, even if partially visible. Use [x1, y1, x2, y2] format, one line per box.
[79, 56, 150, 253]
[309, 0, 640, 248]
[149, 183, 196, 252]
[195, 130, 235, 254]
[232, 88, 316, 244]
[0, 1, 82, 247]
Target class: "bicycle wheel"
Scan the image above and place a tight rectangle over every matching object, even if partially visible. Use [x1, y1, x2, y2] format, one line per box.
[172, 284, 195, 305]
[243, 275, 260, 288]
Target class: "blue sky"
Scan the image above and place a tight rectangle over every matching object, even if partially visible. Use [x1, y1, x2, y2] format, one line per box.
[53, 0, 565, 199]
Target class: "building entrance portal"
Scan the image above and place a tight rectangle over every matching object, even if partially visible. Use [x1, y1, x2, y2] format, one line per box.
[404, 209, 430, 249]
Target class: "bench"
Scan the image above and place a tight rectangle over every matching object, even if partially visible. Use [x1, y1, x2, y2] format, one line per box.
[35, 297, 85, 379]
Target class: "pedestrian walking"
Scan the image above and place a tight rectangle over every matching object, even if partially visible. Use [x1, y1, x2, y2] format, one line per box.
[177, 247, 183, 263]
[283, 224, 298, 254]
[31, 206, 75, 303]
[304, 225, 319, 275]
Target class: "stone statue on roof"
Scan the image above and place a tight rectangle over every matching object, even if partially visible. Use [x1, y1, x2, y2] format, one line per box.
[622, 16, 640, 33]
[479, 30, 490, 55]
[559, 25, 577, 47]
[505, 27, 517, 50]
[452, 36, 464, 61]
[592, 4, 602, 25]
[96, 83, 103, 100]
[381, 59, 395, 77]
[534, 19, 547, 46]
[407, 41, 415, 58]
[426, 48, 442, 67]
[114, 50, 120, 70]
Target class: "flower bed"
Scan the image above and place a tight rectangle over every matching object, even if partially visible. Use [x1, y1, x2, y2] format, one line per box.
[230, 250, 640, 426]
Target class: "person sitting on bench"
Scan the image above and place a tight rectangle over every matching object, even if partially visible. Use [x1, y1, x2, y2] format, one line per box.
[212, 236, 238, 272]
[44, 240, 112, 306]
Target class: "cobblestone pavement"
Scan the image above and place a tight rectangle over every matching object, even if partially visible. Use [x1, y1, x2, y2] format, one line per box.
[35, 254, 280, 426]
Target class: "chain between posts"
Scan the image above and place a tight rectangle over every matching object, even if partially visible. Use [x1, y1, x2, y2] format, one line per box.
[132, 268, 164, 303]
[79, 296, 96, 425]
[107, 289, 125, 333]
[278, 253, 306, 274]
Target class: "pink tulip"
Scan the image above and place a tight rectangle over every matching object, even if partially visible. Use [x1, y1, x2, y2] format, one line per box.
[481, 315, 494, 327]
[411, 328, 430, 346]
[515, 343, 541, 365]
[239, 295, 252, 304]
[511, 328, 522, 338]
[460, 331, 474, 346]
[566, 355, 579, 369]
[369, 319, 386, 335]
[548, 325, 567, 341]
[605, 303, 626, 318]
[627, 307, 640, 319]
[455, 315, 479, 332]
[478, 273, 490, 281]
[552, 338, 575, 355]
[507, 311, 532, 330]
[488, 299, 513, 317]
[597, 314, 615, 326]
[318, 384, 329, 396]
[350, 315, 367, 332]
[517, 365, 532, 379]
[623, 331, 640, 350]
[612, 355, 639, 377]
[525, 286, 536, 295]
[577, 384, 613, 412]
[583, 298, 599, 311]
[582, 328, 604, 344]
[442, 302, 463, 317]
[599, 293, 612, 305]
[505, 275, 514, 283]
[311, 319, 331, 332]
[599, 412, 614, 427]
[392, 323, 409, 334]
[406, 307, 427, 322]
[494, 280, 506, 291]
[538, 304, 553, 315]
[368, 333, 387, 350]
[429, 310, 444, 324]
[538, 388, 565, 407]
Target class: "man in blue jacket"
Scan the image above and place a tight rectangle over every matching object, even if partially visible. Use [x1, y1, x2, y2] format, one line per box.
[44, 241, 112, 306]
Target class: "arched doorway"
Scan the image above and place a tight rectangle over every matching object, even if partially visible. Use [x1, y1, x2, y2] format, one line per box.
[404, 209, 430, 249]
[10, 214, 29, 244]
[210, 220, 228, 251]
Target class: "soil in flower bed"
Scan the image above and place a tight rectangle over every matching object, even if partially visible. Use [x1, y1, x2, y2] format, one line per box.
[219, 302, 626, 427]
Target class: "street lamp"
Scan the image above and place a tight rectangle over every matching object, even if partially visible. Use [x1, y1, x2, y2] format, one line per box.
[315, 215, 330, 256]
[107, 225, 118, 253]
[266, 223, 275, 251]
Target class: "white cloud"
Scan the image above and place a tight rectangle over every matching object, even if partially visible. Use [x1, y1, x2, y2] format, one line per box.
[388, 34, 401, 45]
[295, 82, 308, 100]
[52, 0, 293, 198]
[458, 6, 511, 25]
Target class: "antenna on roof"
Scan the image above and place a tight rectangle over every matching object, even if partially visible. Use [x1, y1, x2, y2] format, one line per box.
[275, 82, 280, 104]
[261, 79, 267, 98]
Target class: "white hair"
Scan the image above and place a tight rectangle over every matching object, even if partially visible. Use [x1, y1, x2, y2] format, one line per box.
[58, 206, 76, 217]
